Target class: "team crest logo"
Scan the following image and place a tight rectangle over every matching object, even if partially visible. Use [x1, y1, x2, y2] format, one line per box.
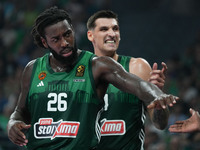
[76, 65, 85, 77]
[38, 72, 47, 80]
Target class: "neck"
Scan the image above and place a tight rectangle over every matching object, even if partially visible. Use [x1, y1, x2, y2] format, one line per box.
[95, 50, 118, 61]
[50, 50, 81, 72]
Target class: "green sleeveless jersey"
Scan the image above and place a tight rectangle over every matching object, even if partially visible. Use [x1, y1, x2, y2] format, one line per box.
[97, 55, 146, 150]
[26, 50, 103, 150]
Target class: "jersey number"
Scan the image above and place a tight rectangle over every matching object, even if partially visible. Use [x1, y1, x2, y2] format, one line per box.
[47, 93, 67, 111]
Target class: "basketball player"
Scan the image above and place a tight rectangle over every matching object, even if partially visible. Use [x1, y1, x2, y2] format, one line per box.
[7, 7, 178, 150]
[87, 10, 172, 149]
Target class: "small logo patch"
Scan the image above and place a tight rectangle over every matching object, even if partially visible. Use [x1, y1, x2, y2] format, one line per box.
[38, 72, 47, 80]
[37, 81, 44, 87]
[73, 79, 85, 82]
[76, 65, 85, 77]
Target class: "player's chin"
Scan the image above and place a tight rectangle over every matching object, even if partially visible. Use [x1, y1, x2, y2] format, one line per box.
[105, 47, 118, 52]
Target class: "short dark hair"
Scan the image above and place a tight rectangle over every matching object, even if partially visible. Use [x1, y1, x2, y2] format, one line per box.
[87, 10, 118, 30]
[31, 6, 72, 48]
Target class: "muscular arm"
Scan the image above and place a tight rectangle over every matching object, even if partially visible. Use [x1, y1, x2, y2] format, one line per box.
[92, 56, 177, 109]
[7, 60, 35, 146]
[129, 58, 169, 130]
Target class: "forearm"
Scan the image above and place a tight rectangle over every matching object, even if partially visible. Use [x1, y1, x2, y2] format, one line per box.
[9, 107, 30, 124]
[150, 107, 169, 130]
[123, 75, 165, 105]
[138, 80, 164, 103]
[98, 57, 168, 105]
[7, 110, 24, 133]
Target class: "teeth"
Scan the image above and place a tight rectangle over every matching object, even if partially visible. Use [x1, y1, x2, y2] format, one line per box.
[106, 41, 114, 43]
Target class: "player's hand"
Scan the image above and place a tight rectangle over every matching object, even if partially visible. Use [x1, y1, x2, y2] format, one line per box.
[169, 108, 200, 133]
[7, 120, 31, 146]
[149, 62, 167, 90]
[147, 94, 179, 109]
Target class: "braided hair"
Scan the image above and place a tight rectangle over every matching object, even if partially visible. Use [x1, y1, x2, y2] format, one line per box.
[31, 6, 72, 48]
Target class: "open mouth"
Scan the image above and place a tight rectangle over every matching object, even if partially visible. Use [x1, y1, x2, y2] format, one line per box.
[105, 40, 115, 44]
[105, 40, 116, 48]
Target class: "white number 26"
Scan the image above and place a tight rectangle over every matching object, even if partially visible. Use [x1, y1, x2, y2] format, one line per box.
[47, 93, 67, 111]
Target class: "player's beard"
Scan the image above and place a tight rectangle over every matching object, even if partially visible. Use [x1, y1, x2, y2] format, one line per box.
[48, 42, 78, 65]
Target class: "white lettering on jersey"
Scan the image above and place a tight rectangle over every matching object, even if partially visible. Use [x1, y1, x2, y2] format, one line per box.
[34, 118, 80, 140]
[100, 119, 126, 136]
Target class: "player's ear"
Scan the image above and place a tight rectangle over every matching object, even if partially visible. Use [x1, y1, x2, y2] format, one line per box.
[87, 30, 93, 42]
[41, 37, 48, 48]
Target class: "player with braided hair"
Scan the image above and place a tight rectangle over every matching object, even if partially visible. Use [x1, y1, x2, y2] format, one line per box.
[7, 7, 178, 150]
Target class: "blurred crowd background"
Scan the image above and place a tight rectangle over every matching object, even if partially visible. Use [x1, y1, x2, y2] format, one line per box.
[0, 0, 200, 149]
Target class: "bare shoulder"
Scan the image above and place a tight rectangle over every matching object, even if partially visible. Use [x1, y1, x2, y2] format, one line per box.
[21, 59, 37, 87]
[25, 59, 36, 71]
[130, 57, 151, 67]
[14, 59, 37, 115]
[129, 57, 152, 80]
